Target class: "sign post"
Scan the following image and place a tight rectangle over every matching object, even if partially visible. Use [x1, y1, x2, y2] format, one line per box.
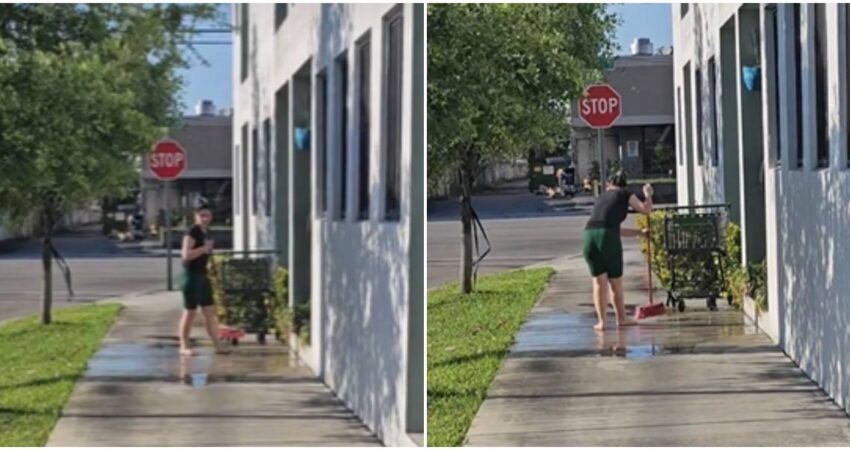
[578, 84, 622, 197]
[149, 138, 187, 291]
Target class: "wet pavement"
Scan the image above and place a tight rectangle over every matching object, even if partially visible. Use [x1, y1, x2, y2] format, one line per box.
[47, 291, 380, 446]
[465, 242, 850, 446]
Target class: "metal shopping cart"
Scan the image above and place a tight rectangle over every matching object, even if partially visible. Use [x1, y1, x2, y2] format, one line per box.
[659, 204, 732, 312]
[216, 249, 280, 345]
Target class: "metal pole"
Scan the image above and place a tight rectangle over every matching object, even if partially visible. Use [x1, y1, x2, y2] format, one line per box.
[165, 181, 173, 291]
[597, 128, 605, 197]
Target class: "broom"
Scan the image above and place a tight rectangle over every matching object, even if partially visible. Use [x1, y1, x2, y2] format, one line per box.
[635, 214, 665, 320]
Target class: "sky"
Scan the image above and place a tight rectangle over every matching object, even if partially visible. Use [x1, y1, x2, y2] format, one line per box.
[177, 3, 673, 115]
[177, 4, 232, 115]
[608, 3, 673, 55]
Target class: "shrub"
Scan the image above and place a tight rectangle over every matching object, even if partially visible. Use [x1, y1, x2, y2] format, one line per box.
[208, 254, 230, 320]
[746, 261, 767, 312]
[208, 255, 279, 335]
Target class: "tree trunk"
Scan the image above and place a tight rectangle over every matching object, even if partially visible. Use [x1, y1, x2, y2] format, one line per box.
[41, 210, 53, 325]
[459, 166, 474, 294]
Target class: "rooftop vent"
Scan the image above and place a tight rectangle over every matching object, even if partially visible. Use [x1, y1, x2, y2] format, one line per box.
[630, 38, 653, 56]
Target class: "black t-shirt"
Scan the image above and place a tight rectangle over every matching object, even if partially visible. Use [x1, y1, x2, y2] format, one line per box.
[585, 189, 633, 230]
[184, 225, 209, 273]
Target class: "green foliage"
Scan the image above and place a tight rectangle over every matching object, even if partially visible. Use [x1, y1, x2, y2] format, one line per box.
[208, 256, 278, 334]
[428, 268, 554, 446]
[0, 303, 122, 446]
[0, 4, 220, 229]
[746, 261, 767, 312]
[208, 254, 230, 320]
[427, 3, 618, 184]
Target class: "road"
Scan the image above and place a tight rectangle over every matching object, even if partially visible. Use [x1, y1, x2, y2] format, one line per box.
[427, 180, 596, 288]
[0, 226, 173, 322]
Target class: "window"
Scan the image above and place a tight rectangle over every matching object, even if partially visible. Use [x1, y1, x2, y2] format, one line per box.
[241, 123, 249, 216]
[677, 87, 684, 163]
[234, 145, 241, 214]
[708, 57, 718, 166]
[384, 7, 403, 221]
[263, 118, 272, 216]
[794, 3, 803, 168]
[252, 127, 258, 215]
[815, 3, 828, 168]
[275, 4, 288, 29]
[695, 67, 703, 166]
[240, 4, 249, 83]
[357, 35, 371, 221]
[768, 4, 781, 167]
[317, 71, 328, 218]
[643, 125, 676, 176]
[336, 52, 349, 220]
[683, 63, 694, 169]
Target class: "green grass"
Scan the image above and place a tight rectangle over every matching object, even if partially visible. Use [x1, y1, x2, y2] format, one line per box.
[0, 303, 122, 446]
[427, 268, 554, 446]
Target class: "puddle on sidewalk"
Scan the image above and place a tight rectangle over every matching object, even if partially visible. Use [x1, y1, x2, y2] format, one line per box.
[85, 340, 312, 386]
[512, 308, 763, 360]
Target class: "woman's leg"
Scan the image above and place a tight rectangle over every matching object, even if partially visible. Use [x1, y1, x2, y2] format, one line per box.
[200, 306, 223, 351]
[609, 277, 636, 327]
[592, 274, 609, 331]
[178, 309, 196, 356]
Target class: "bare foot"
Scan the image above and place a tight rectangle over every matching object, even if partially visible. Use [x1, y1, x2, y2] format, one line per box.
[617, 319, 638, 328]
[593, 321, 605, 332]
[179, 347, 193, 357]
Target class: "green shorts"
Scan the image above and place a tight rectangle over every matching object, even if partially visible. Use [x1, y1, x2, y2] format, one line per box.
[582, 228, 623, 278]
[181, 271, 214, 310]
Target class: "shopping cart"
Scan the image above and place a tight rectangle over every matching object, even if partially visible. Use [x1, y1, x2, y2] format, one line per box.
[216, 250, 280, 345]
[659, 204, 732, 312]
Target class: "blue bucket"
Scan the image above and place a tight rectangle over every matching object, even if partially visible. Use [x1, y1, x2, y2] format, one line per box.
[742, 66, 760, 92]
[294, 127, 310, 151]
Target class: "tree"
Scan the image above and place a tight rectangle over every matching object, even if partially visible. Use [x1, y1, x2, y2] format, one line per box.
[428, 4, 618, 293]
[0, 4, 220, 324]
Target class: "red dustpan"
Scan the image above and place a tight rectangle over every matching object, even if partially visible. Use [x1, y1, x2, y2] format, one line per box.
[635, 216, 665, 320]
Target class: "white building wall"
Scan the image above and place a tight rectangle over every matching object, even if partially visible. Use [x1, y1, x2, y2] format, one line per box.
[232, 4, 422, 446]
[673, 3, 850, 416]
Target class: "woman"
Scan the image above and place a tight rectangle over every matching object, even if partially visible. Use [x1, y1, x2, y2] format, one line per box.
[178, 204, 225, 356]
[582, 170, 653, 331]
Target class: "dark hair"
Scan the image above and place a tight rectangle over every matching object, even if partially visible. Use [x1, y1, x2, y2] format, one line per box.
[194, 203, 211, 213]
[608, 169, 628, 188]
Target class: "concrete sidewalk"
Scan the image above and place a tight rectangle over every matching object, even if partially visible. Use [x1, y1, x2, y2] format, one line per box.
[47, 291, 380, 446]
[465, 242, 850, 446]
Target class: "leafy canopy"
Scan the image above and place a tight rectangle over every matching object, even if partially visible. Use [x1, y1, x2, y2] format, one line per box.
[427, 4, 617, 184]
[0, 4, 220, 226]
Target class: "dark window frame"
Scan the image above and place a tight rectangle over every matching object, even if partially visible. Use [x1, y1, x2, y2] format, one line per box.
[234, 145, 241, 213]
[275, 3, 288, 29]
[251, 126, 258, 215]
[768, 4, 782, 168]
[356, 32, 371, 221]
[383, 5, 403, 221]
[677, 86, 684, 164]
[815, 3, 829, 168]
[794, 3, 804, 169]
[708, 57, 719, 167]
[263, 118, 272, 216]
[336, 51, 349, 221]
[316, 70, 328, 218]
[695, 67, 704, 166]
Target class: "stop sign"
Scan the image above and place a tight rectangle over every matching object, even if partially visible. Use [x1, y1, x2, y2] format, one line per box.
[578, 84, 622, 129]
[149, 138, 186, 181]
